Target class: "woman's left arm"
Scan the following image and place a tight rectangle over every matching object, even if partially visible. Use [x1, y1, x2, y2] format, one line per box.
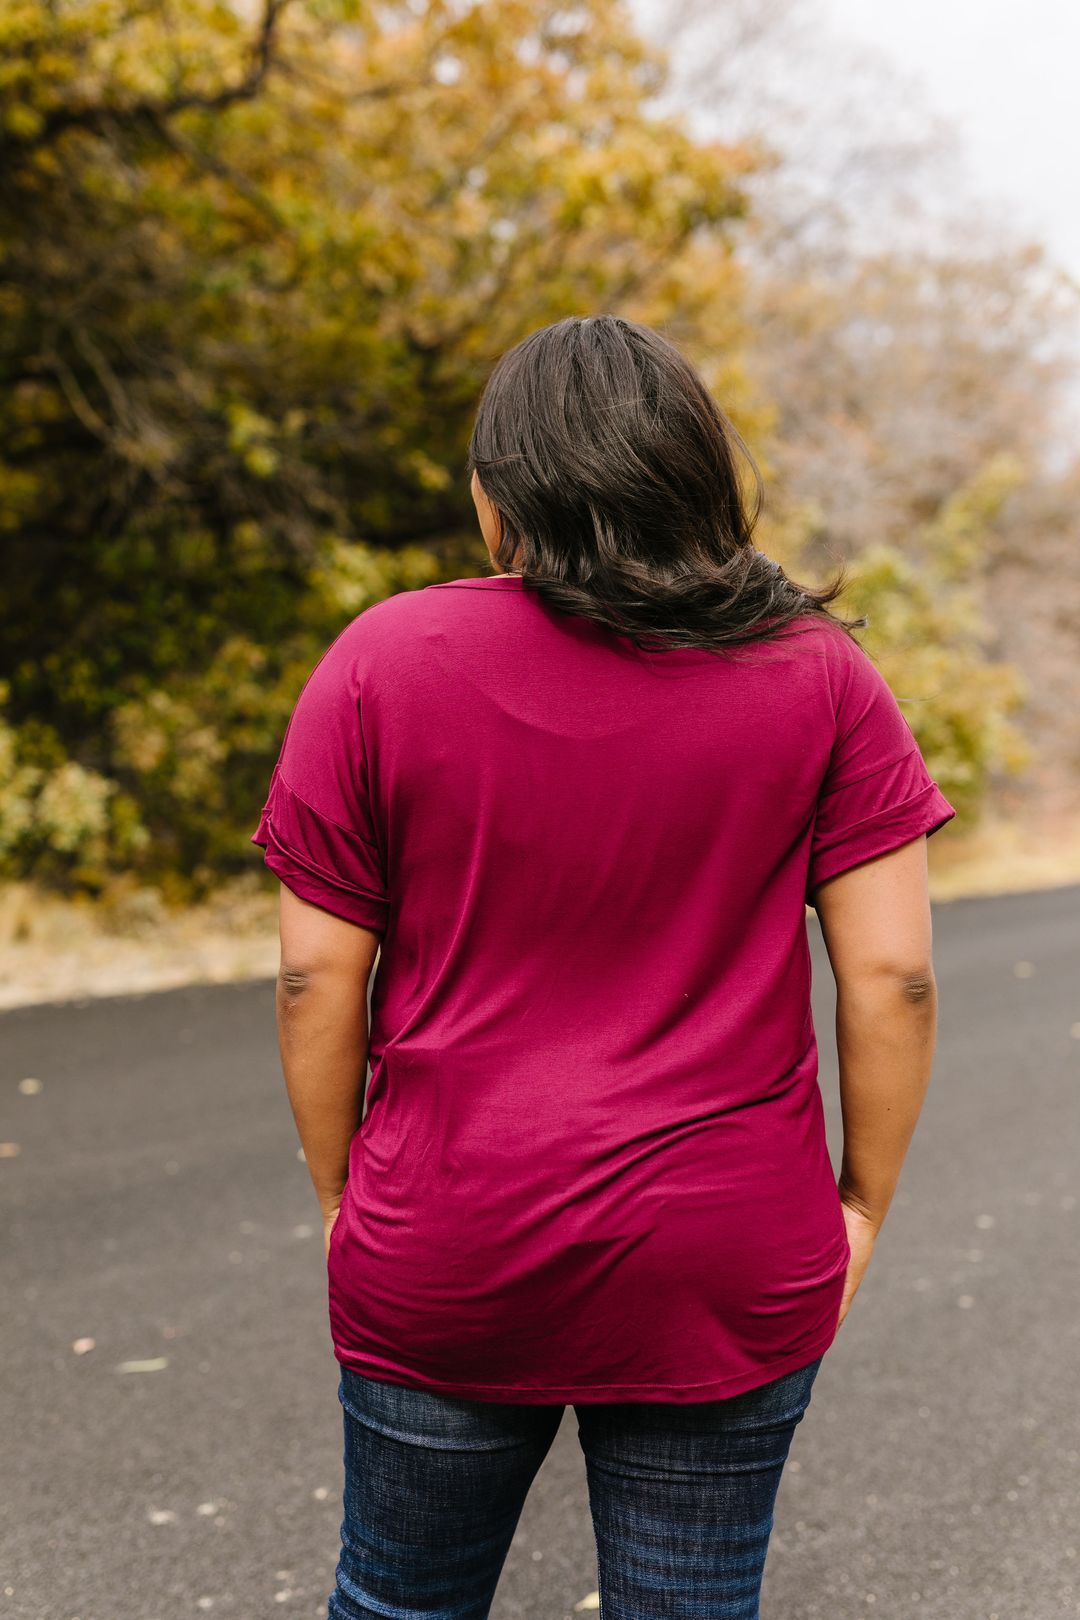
[275, 884, 382, 1257]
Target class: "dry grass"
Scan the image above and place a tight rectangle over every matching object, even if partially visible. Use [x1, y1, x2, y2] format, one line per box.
[0, 877, 279, 1012]
[927, 807, 1080, 902]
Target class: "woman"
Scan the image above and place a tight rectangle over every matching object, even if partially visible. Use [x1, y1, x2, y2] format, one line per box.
[252, 314, 955, 1619]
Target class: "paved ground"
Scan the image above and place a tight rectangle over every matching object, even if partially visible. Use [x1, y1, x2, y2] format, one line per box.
[1, 884, 1078, 1620]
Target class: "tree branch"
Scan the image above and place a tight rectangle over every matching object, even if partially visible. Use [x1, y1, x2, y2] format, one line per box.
[1, 0, 291, 157]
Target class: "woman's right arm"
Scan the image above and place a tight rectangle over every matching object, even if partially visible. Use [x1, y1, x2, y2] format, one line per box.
[810, 833, 940, 1328]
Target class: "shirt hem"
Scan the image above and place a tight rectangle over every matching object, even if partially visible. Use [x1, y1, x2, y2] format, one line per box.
[331, 1329, 840, 1406]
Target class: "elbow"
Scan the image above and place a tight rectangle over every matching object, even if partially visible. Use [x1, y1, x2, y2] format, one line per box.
[898, 967, 936, 1006]
[278, 963, 315, 1001]
[837, 959, 938, 1010]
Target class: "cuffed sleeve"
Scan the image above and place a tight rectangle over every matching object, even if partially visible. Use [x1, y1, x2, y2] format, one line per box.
[807, 748, 955, 897]
[807, 640, 957, 902]
[252, 764, 389, 933]
[250, 618, 389, 933]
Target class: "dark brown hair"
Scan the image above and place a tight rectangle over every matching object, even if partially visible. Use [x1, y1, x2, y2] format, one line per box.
[467, 315, 863, 652]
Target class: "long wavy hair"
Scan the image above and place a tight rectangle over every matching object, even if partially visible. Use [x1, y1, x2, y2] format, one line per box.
[466, 314, 864, 652]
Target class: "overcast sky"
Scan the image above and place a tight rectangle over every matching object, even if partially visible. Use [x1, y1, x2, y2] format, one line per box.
[823, 0, 1080, 280]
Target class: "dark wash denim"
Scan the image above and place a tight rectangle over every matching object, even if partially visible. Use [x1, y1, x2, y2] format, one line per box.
[328, 1354, 824, 1620]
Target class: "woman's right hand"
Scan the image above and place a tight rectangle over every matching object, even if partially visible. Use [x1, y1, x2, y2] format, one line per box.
[323, 1201, 342, 1261]
[836, 1199, 880, 1329]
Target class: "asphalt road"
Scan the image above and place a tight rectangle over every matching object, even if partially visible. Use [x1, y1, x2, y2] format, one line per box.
[2, 884, 1078, 1620]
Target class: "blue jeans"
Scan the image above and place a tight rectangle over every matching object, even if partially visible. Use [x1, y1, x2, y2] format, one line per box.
[328, 1355, 824, 1620]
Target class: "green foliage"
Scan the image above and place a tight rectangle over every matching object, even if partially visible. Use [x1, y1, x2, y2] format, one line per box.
[0, 0, 756, 894]
[0, 681, 147, 887]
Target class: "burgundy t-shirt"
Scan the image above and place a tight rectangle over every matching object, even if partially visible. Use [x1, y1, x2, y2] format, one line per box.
[252, 575, 956, 1404]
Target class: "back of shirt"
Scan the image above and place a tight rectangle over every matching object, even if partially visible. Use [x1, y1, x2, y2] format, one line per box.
[253, 573, 955, 1403]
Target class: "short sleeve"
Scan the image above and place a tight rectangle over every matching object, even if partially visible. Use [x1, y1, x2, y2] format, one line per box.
[807, 639, 956, 902]
[250, 625, 389, 933]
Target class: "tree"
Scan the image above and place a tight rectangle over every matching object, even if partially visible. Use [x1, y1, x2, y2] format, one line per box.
[0, 0, 756, 891]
